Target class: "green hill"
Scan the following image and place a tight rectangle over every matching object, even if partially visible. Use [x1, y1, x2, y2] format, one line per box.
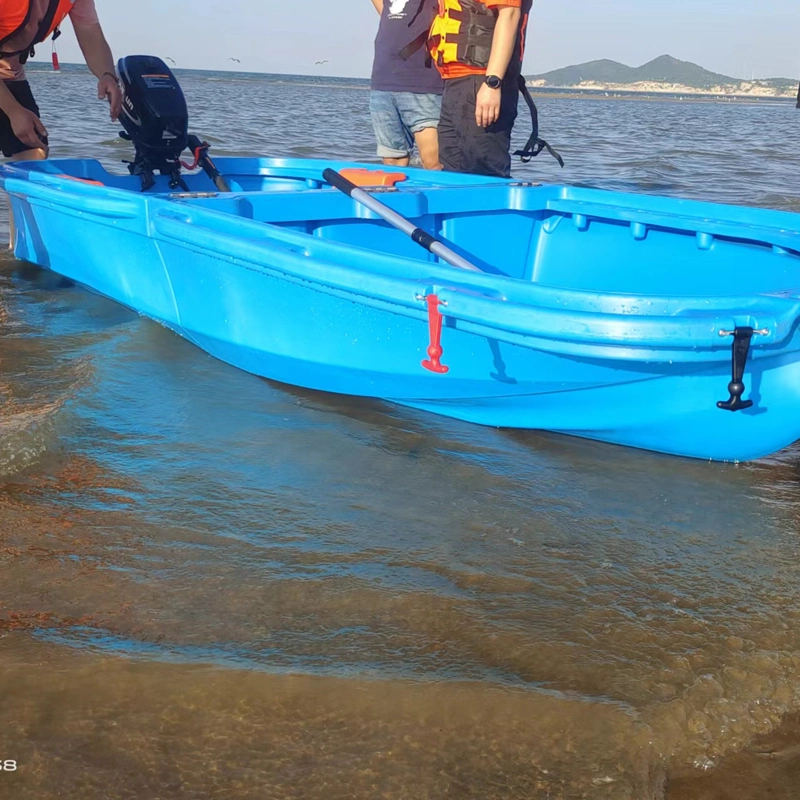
[531, 58, 638, 86]
[529, 54, 795, 94]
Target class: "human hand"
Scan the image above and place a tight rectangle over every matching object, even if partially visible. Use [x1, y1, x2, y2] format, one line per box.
[8, 107, 48, 150]
[98, 74, 122, 121]
[475, 83, 501, 128]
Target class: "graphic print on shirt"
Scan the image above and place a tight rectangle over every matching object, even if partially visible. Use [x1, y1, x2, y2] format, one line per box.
[388, 0, 411, 18]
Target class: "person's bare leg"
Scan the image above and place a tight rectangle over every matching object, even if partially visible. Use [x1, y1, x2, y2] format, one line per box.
[10, 148, 46, 161]
[382, 156, 410, 167]
[6, 147, 47, 248]
[414, 127, 442, 170]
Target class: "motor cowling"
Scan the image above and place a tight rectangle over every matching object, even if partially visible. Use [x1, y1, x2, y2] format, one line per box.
[118, 55, 189, 189]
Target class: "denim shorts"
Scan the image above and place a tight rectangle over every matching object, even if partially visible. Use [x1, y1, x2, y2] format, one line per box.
[369, 90, 442, 158]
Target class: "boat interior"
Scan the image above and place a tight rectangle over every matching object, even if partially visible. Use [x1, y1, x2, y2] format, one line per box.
[175, 191, 800, 299]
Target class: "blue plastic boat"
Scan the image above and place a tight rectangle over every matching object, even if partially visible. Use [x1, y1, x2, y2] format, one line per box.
[3, 156, 800, 462]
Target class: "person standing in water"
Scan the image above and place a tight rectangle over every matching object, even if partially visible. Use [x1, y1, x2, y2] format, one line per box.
[369, 0, 444, 170]
[0, 0, 122, 162]
[429, 0, 529, 177]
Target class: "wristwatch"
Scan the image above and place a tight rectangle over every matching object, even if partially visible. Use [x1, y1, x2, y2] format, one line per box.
[484, 74, 502, 89]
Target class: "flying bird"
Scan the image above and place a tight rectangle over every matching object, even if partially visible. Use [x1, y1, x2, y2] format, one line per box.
[165, 57, 176, 65]
[315, 60, 328, 65]
[228, 58, 241, 63]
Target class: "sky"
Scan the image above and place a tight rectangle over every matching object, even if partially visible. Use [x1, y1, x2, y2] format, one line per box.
[37, 0, 800, 81]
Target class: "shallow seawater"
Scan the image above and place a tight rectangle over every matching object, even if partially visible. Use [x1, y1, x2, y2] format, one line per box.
[2, 67, 800, 799]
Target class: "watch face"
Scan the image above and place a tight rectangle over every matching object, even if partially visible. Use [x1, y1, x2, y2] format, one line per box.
[486, 75, 502, 89]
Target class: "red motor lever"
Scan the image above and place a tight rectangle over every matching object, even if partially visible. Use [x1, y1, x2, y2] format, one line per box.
[421, 294, 449, 374]
[180, 145, 206, 171]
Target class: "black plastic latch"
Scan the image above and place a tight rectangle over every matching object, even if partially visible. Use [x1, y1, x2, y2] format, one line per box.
[717, 327, 755, 412]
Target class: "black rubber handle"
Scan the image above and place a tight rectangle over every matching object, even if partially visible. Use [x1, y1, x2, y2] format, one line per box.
[717, 327, 755, 412]
[322, 168, 356, 197]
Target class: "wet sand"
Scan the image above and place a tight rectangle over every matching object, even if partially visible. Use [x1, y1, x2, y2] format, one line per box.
[667, 715, 800, 799]
[1, 636, 799, 800]
[0, 639, 660, 800]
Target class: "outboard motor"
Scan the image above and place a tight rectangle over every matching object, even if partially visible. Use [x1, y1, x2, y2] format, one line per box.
[117, 55, 229, 193]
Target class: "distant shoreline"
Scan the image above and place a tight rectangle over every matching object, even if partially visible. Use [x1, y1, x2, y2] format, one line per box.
[527, 82, 796, 102]
[526, 87, 795, 104]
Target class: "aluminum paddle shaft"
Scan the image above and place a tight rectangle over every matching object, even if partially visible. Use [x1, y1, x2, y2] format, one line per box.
[322, 168, 482, 273]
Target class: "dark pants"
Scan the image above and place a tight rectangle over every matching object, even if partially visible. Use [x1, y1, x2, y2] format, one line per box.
[0, 80, 45, 157]
[438, 74, 519, 178]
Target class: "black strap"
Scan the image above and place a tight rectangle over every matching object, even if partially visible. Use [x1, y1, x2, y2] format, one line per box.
[399, 0, 436, 62]
[512, 75, 564, 167]
[399, 29, 429, 61]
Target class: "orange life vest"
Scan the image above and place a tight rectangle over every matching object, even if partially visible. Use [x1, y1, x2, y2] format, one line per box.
[0, 0, 76, 59]
[428, 0, 531, 79]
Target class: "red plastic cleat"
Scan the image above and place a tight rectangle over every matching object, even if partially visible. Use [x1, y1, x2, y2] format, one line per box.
[421, 294, 449, 374]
